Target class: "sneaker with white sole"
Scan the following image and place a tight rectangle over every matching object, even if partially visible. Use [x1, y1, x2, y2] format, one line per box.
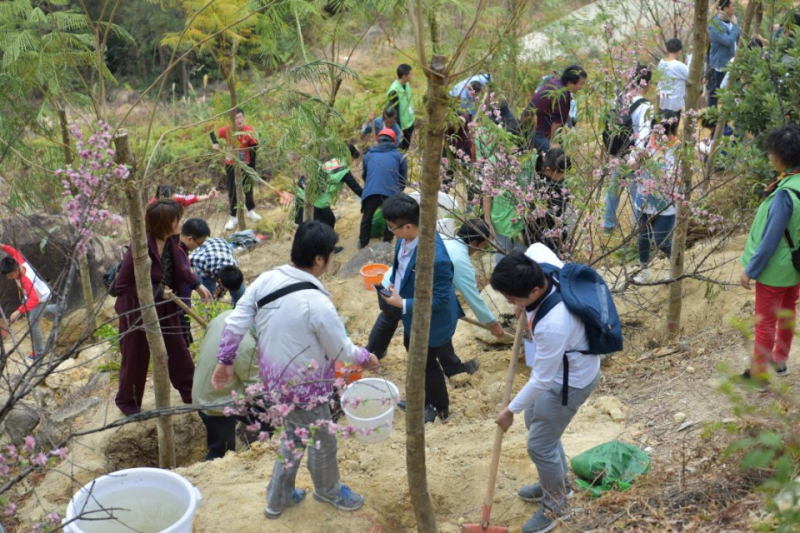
[264, 488, 307, 519]
[774, 363, 790, 377]
[633, 268, 651, 284]
[522, 506, 571, 533]
[224, 216, 238, 230]
[247, 210, 263, 221]
[518, 482, 574, 503]
[313, 484, 364, 512]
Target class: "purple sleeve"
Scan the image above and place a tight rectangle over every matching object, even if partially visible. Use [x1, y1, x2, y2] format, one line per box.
[217, 325, 245, 366]
[355, 346, 371, 366]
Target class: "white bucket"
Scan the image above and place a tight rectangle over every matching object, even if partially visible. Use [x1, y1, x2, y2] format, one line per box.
[63, 467, 202, 533]
[341, 378, 400, 444]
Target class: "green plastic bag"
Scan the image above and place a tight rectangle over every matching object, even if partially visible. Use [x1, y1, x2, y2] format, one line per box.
[371, 208, 387, 238]
[571, 441, 651, 497]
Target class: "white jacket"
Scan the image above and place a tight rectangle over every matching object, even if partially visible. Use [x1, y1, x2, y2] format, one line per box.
[218, 264, 369, 406]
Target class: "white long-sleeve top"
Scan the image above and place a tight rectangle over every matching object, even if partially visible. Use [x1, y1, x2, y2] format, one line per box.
[508, 244, 601, 414]
[630, 96, 654, 150]
[217, 264, 370, 406]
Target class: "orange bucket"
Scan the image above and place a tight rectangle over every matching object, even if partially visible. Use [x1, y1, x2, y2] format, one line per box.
[360, 263, 390, 291]
[335, 361, 363, 383]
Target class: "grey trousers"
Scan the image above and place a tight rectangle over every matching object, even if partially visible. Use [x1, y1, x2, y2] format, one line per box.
[266, 403, 341, 510]
[27, 302, 56, 356]
[523, 374, 599, 513]
[494, 233, 526, 265]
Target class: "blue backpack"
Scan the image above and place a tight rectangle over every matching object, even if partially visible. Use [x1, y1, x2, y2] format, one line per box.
[531, 262, 623, 405]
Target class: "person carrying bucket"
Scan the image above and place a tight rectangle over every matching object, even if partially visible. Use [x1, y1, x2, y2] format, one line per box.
[489, 244, 607, 533]
[212, 221, 379, 520]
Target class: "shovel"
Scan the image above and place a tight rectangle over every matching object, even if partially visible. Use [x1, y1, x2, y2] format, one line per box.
[462, 315, 526, 533]
[167, 291, 209, 329]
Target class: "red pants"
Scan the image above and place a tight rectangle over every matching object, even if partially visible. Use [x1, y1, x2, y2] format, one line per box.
[753, 281, 800, 374]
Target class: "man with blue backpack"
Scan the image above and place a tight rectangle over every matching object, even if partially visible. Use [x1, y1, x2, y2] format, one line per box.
[490, 243, 622, 533]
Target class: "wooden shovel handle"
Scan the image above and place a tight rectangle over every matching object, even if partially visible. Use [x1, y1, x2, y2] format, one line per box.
[168, 292, 209, 329]
[481, 316, 526, 527]
[459, 315, 515, 342]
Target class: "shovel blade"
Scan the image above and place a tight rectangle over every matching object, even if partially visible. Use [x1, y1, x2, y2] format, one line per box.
[460, 525, 508, 533]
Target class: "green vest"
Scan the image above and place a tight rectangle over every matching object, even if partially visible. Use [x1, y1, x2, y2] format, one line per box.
[486, 144, 533, 239]
[741, 172, 800, 287]
[387, 79, 415, 129]
[296, 160, 351, 209]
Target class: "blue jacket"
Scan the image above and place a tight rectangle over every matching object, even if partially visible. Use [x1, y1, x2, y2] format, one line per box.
[708, 15, 740, 70]
[361, 142, 407, 201]
[390, 233, 463, 348]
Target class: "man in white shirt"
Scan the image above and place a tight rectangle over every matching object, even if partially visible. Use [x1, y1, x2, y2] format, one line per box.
[490, 244, 600, 533]
[212, 221, 379, 519]
[658, 39, 689, 112]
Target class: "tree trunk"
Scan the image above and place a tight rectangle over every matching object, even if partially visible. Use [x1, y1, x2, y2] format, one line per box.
[58, 107, 99, 331]
[667, 0, 709, 338]
[114, 131, 177, 468]
[754, 1, 764, 35]
[303, 76, 344, 223]
[405, 54, 448, 533]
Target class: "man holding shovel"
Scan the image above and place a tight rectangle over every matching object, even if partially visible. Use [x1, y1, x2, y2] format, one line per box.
[489, 244, 601, 533]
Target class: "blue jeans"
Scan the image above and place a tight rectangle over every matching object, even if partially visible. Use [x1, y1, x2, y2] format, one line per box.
[533, 133, 551, 154]
[603, 168, 639, 231]
[200, 276, 246, 305]
[637, 211, 675, 264]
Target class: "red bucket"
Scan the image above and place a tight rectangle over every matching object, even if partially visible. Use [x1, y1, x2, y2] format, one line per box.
[335, 361, 363, 383]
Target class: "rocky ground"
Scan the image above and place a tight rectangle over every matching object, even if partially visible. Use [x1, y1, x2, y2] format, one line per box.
[2, 182, 783, 532]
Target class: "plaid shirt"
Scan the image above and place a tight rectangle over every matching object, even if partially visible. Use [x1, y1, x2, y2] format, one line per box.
[190, 237, 237, 279]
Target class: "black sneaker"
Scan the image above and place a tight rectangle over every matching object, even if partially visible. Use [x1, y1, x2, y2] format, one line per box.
[463, 359, 480, 375]
[397, 399, 406, 411]
[741, 369, 769, 392]
[774, 363, 790, 377]
[334, 246, 344, 255]
[424, 405, 437, 424]
[435, 406, 450, 423]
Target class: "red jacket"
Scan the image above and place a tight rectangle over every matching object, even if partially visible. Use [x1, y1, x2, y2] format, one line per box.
[2, 245, 51, 314]
[217, 125, 258, 165]
[149, 194, 200, 208]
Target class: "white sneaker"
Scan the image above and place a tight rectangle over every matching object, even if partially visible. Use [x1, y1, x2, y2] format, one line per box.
[224, 216, 237, 230]
[247, 210, 262, 221]
[633, 268, 651, 284]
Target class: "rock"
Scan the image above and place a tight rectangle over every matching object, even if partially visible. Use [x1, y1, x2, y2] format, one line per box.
[463, 405, 481, 419]
[484, 382, 506, 404]
[479, 285, 516, 320]
[0, 215, 119, 313]
[609, 408, 626, 422]
[595, 396, 627, 419]
[673, 412, 687, 423]
[5, 404, 40, 446]
[450, 374, 471, 388]
[686, 366, 696, 374]
[644, 446, 654, 455]
[338, 242, 394, 278]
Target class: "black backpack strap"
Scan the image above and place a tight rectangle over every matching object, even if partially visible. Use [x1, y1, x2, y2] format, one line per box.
[628, 98, 649, 115]
[782, 188, 800, 249]
[257, 282, 321, 309]
[562, 355, 570, 406]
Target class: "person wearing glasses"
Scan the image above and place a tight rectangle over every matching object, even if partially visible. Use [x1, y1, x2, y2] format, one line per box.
[377, 194, 463, 424]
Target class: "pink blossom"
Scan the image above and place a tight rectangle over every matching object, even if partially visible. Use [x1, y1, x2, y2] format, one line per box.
[50, 448, 68, 461]
[23, 436, 35, 453]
